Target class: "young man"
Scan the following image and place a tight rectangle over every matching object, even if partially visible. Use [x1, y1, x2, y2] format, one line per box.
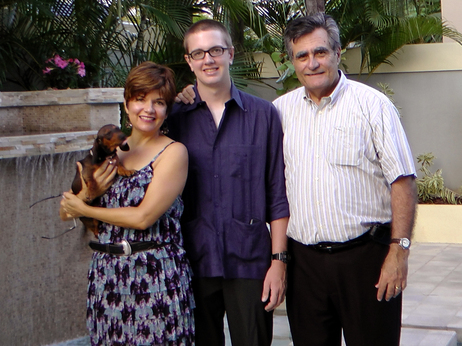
[272, 13, 417, 346]
[168, 20, 289, 346]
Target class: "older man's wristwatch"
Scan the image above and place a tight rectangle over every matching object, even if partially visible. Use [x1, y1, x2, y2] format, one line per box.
[271, 251, 290, 263]
[390, 238, 411, 250]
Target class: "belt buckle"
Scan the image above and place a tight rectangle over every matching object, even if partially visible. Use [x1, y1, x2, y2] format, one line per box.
[315, 243, 334, 253]
[118, 239, 132, 256]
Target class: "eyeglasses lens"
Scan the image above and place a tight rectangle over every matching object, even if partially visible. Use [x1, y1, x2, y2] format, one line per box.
[190, 47, 225, 60]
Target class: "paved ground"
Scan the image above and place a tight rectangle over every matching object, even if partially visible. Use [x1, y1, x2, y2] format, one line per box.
[401, 243, 462, 346]
[48, 242, 462, 346]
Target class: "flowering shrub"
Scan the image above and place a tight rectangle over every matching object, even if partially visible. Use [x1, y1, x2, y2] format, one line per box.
[43, 54, 86, 89]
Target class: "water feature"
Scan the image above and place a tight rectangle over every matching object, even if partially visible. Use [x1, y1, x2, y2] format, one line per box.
[0, 88, 123, 345]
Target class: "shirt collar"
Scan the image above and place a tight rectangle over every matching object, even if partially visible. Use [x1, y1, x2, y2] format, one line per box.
[181, 81, 244, 112]
[228, 82, 245, 110]
[329, 70, 347, 106]
[302, 70, 346, 106]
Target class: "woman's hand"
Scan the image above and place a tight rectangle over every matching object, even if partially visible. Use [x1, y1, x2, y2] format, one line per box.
[61, 191, 87, 219]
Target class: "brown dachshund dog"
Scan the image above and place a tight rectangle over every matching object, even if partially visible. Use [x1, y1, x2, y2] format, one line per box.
[72, 124, 135, 236]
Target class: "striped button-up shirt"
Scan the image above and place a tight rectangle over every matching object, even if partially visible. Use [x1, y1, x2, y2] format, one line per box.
[273, 71, 416, 245]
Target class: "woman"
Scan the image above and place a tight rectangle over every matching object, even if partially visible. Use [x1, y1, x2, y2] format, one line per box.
[60, 61, 195, 346]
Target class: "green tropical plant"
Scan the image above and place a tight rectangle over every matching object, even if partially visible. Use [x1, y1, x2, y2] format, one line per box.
[264, 0, 462, 94]
[416, 153, 462, 204]
[3, 0, 460, 95]
[102, 0, 196, 89]
[0, 0, 125, 89]
[0, 0, 196, 90]
[0, 0, 269, 92]
[328, 0, 462, 74]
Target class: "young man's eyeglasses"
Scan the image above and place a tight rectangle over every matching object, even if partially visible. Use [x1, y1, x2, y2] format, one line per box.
[188, 46, 230, 60]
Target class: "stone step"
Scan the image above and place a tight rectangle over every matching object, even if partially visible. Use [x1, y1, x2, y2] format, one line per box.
[47, 320, 458, 346]
[400, 327, 457, 346]
[227, 315, 458, 346]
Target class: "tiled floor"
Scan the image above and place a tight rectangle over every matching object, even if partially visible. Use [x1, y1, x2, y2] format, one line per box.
[402, 243, 462, 344]
[49, 243, 462, 346]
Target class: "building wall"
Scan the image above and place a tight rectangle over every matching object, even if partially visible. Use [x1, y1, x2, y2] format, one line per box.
[352, 70, 462, 191]
[442, 0, 462, 43]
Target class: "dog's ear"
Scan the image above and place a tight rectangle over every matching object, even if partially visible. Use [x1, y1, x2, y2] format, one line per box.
[119, 142, 130, 151]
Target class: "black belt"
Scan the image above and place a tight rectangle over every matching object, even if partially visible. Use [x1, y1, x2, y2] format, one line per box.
[89, 240, 168, 256]
[309, 223, 391, 254]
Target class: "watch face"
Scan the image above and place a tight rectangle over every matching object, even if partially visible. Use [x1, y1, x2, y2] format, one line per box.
[401, 238, 411, 249]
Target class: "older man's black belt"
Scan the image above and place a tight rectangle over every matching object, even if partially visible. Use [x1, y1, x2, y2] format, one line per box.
[89, 240, 168, 256]
[309, 223, 391, 254]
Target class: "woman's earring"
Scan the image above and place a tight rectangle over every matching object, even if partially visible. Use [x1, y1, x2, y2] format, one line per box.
[160, 122, 169, 135]
[125, 121, 132, 129]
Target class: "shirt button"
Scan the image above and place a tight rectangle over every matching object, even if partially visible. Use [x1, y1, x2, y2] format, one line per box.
[214, 174, 218, 178]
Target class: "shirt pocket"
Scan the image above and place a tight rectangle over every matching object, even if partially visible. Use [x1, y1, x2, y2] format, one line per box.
[328, 126, 363, 166]
[228, 145, 263, 181]
[226, 218, 271, 261]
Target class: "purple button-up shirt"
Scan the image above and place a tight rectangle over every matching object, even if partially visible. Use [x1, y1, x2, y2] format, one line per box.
[169, 83, 289, 279]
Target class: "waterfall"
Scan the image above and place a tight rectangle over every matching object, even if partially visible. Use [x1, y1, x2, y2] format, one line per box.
[0, 151, 95, 345]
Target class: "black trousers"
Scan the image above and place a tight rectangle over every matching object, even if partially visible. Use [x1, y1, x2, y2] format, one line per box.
[192, 277, 273, 346]
[287, 238, 402, 346]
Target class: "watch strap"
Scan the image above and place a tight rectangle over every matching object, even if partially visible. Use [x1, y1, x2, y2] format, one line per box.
[271, 251, 290, 263]
[390, 238, 411, 249]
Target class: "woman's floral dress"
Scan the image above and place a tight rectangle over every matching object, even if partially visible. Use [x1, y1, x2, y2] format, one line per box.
[87, 143, 195, 346]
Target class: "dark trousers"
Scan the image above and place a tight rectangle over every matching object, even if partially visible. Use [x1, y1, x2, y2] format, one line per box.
[286, 238, 402, 346]
[192, 277, 273, 346]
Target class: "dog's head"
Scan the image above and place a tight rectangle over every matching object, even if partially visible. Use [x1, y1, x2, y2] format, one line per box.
[92, 124, 129, 162]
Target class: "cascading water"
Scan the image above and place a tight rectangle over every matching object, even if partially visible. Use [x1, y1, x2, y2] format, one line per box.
[0, 87, 122, 345]
[0, 151, 96, 345]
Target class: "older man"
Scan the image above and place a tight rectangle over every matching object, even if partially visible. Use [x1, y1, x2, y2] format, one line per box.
[272, 13, 417, 346]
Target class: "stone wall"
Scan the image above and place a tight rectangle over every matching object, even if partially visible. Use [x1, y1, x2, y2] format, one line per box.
[0, 88, 124, 158]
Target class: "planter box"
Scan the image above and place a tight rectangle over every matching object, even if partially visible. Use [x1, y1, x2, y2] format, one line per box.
[413, 204, 462, 243]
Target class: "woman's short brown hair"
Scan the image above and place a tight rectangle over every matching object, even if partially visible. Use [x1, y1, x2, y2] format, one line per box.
[124, 61, 176, 114]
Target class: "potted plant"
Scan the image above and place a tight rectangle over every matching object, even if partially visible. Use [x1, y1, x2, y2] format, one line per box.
[413, 153, 462, 243]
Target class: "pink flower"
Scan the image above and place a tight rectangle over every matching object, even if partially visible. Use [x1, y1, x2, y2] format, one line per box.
[53, 55, 69, 69]
[77, 66, 86, 77]
[44, 55, 86, 88]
